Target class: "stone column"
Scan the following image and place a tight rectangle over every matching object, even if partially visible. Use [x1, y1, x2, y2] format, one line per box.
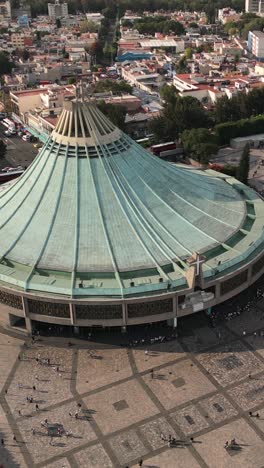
[22, 297, 32, 335]
[69, 303, 76, 325]
[167, 295, 177, 328]
[122, 302, 127, 330]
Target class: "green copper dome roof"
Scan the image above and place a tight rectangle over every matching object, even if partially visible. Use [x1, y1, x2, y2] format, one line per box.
[0, 99, 263, 298]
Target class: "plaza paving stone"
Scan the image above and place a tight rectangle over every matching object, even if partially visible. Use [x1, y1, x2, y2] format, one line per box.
[244, 332, 264, 359]
[132, 340, 185, 373]
[171, 404, 210, 435]
[0, 404, 28, 468]
[197, 340, 264, 386]
[74, 443, 113, 467]
[0, 332, 22, 393]
[130, 447, 201, 468]
[228, 378, 264, 410]
[76, 347, 132, 394]
[139, 416, 178, 450]
[82, 379, 158, 435]
[194, 418, 264, 468]
[16, 400, 97, 464]
[43, 458, 71, 468]
[248, 407, 264, 435]
[181, 325, 233, 352]
[6, 345, 73, 416]
[109, 429, 148, 465]
[142, 359, 216, 410]
[2, 302, 264, 467]
[199, 393, 238, 424]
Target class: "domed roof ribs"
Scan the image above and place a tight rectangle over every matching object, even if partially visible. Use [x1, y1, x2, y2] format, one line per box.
[81, 105, 124, 296]
[88, 105, 180, 280]
[105, 146, 186, 274]
[112, 134, 192, 260]
[99, 139, 173, 279]
[70, 141, 80, 295]
[24, 142, 68, 290]
[0, 139, 59, 268]
[120, 133, 232, 251]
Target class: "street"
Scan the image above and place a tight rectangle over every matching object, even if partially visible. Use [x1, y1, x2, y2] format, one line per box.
[0, 122, 38, 170]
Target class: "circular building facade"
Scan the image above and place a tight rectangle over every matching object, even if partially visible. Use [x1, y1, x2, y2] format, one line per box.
[0, 99, 264, 332]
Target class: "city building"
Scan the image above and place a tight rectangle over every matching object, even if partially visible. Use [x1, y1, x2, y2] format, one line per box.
[245, 0, 264, 14]
[10, 32, 33, 49]
[248, 30, 264, 59]
[0, 0, 11, 18]
[17, 14, 29, 28]
[85, 12, 104, 24]
[0, 98, 264, 333]
[218, 8, 241, 24]
[48, 0, 68, 20]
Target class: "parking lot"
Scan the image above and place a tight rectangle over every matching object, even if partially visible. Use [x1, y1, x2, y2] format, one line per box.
[0, 121, 39, 170]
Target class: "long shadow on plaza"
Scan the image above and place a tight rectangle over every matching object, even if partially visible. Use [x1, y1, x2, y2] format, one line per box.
[0, 430, 22, 468]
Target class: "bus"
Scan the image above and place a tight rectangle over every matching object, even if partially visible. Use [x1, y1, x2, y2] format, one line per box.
[2, 118, 16, 130]
[151, 141, 176, 156]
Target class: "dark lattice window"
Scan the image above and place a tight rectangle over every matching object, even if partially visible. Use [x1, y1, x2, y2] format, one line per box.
[204, 285, 216, 295]
[0, 290, 23, 309]
[76, 304, 122, 320]
[28, 300, 70, 318]
[127, 299, 173, 318]
[252, 255, 264, 277]
[220, 270, 248, 296]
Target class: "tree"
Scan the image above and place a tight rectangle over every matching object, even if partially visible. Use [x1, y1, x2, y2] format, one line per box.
[184, 47, 193, 60]
[189, 22, 199, 28]
[159, 84, 177, 104]
[80, 19, 98, 33]
[0, 52, 14, 76]
[68, 77, 76, 84]
[176, 56, 188, 73]
[93, 79, 132, 94]
[22, 49, 30, 61]
[98, 102, 126, 130]
[237, 143, 250, 184]
[0, 139, 6, 159]
[181, 128, 217, 164]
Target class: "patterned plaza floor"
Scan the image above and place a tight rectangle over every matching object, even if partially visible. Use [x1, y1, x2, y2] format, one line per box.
[2, 305, 264, 467]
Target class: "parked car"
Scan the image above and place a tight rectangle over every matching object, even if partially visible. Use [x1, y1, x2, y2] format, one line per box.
[22, 134, 31, 141]
[4, 130, 12, 137]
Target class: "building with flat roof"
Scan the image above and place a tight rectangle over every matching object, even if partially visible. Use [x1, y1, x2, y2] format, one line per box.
[248, 30, 264, 59]
[48, 0, 68, 19]
[245, 0, 264, 14]
[1, 98, 264, 333]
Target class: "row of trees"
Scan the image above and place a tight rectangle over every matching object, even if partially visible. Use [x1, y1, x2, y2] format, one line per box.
[93, 79, 132, 94]
[224, 12, 264, 38]
[18, 0, 244, 23]
[133, 16, 185, 36]
[214, 88, 264, 124]
[150, 86, 211, 143]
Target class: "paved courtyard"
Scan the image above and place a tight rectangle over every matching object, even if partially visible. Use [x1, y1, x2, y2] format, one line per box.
[2, 303, 264, 467]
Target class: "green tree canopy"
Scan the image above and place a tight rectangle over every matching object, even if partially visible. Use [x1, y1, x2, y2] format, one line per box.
[0, 139, 7, 159]
[181, 128, 217, 164]
[0, 52, 14, 76]
[93, 79, 132, 94]
[237, 143, 250, 184]
[98, 101, 126, 130]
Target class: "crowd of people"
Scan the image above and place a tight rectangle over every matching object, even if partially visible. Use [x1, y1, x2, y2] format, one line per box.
[208, 280, 264, 327]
